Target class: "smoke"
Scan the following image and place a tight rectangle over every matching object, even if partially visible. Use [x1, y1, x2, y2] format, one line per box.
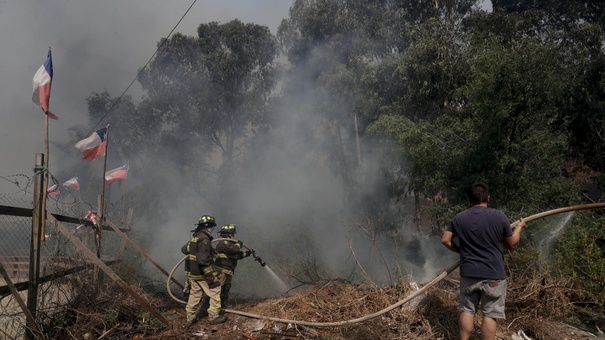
[1, 1, 453, 299]
[0, 0, 292, 184]
[145, 39, 453, 298]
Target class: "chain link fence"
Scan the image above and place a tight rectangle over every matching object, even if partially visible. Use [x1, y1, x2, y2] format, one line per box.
[0, 171, 130, 338]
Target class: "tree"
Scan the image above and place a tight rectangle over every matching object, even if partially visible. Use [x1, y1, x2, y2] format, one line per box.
[136, 20, 277, 214]
[276, 0, 409, 218]
[367, 8, 590, 231]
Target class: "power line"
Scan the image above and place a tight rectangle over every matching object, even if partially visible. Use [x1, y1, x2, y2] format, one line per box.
[90, 0, 198, 131]
[53, 0, 198, 166]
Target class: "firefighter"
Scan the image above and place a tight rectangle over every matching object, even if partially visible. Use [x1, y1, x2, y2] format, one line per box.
[181, 215, 228, 327]
[213, 224, 251, 307]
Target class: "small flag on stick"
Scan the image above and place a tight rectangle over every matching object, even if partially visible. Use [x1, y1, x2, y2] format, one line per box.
[75, 128, 107, 160]
[62, 177, 80, 190]
[105, 164, 128, 186]
[47, 184, 60, 196]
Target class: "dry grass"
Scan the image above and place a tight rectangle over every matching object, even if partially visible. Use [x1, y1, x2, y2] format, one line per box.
[3, 250, 602, 339]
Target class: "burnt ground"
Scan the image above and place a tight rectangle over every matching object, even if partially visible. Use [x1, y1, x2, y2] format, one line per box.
[125, 276, 602, 340]
[48, 256, 604, 340]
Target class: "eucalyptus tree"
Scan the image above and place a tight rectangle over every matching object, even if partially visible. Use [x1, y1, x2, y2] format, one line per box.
[278, 0, 405, 166]
[136, 20, 277, 213]
[275, 0, 423, 233]
[85, 20, 277, 216]
[367, 6, 599, 230]
[466, 6, 605, 190]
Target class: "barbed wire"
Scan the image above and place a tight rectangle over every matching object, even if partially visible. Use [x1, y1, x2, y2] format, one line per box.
[0, 174, 32, 196]
[1, 168, 128, 222]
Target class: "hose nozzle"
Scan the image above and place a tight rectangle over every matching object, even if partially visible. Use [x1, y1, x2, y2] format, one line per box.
[245, 246, 267, 267]
[253, 253, 266, 267]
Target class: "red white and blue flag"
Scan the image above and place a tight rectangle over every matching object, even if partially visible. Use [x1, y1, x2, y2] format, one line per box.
[62, 177, 80, 190]
[105, 163, 128, 186]
[75, 127, 107, 160]
[32, 50, 59, 120]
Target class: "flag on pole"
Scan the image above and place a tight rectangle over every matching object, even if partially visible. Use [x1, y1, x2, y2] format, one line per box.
[47, 184, 60, 196]
[62, 177, 80, 190]
[75, 127, 107, 160]
[32, 49, 59, 120]
[105, 164, 128, 186]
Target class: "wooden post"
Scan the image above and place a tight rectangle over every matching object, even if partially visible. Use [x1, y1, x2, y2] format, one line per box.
[93, 194, 102, 283]
[48, 214, 172, 329]
[41, 116, 49, 241]
[98, 124, 110, 258]
[96, 194, 103, 258]
[27, 153, 44, 340]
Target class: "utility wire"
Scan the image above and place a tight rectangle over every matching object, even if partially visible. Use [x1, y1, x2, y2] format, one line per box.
[52, 0, 198, 166]
[89, 0, 198, 130]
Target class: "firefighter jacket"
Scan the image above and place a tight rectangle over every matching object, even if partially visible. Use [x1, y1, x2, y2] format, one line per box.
[213, 238, 250, 276]
[181, 229, 215, 281]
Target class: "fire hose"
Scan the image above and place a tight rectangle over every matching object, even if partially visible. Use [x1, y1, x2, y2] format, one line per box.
[166, 203, 605, 327]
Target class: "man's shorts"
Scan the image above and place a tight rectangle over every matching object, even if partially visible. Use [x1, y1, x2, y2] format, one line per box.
[459, 276, 506, 319]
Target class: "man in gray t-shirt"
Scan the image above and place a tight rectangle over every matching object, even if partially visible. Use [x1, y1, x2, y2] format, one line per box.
[442, 182, 525, 340]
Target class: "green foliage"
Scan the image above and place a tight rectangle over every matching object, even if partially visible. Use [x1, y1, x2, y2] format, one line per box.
[552, 213, 605, 306]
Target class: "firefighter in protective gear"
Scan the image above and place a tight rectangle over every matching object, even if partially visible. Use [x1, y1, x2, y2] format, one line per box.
[213, 224, 251, 307]
[181, 215, 228, 326]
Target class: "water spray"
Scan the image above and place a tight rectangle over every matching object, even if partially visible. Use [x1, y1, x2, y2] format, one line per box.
[222, 203, 605, 327]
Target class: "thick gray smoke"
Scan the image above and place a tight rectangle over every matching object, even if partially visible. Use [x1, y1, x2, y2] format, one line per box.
[1, 1, 456, 299]
[144, 39, 455, 298]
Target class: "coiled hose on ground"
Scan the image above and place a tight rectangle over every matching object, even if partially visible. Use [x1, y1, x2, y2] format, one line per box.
[166, 203, 605, 327]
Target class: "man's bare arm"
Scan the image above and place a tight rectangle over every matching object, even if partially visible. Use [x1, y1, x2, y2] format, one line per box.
[441, 230, 459, 253]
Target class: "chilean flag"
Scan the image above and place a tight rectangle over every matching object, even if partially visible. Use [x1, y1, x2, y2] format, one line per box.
[47, 184, 61, 196]
[62, 177, 80, 190]
[105, 164, 128, 186]
[32, 50, 59, 120]
[75, 127, 107, 160]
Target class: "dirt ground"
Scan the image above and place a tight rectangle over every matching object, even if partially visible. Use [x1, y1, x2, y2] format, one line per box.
[150, 310, 598, 340]
[130, 286, 603, 340]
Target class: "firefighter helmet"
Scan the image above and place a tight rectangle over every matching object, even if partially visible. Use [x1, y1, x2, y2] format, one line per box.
[220, 224, 236, 235]
[197, 215, 216, 228]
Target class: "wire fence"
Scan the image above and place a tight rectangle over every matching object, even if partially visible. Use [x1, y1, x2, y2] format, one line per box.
[0, 170, 130, 339]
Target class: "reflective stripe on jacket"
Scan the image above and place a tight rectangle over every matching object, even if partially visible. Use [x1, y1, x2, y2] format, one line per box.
[213, 238, 249, 275]
[181, 230, 214, 280]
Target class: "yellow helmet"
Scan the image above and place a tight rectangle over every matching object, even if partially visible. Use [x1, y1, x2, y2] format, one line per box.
[220, 224, 236, 235]
[197, 215, 216, 228]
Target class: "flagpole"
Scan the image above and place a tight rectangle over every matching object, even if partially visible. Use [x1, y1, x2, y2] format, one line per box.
[76, 175, 83, 216]
[98, 124, 110, 259]
[41, 46, 51, 242]
[41, 103, 50, 242]
[123, 161, 128, 221]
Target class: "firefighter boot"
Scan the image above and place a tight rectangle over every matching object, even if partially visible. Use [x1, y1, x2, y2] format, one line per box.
[209, 315, 228, 325]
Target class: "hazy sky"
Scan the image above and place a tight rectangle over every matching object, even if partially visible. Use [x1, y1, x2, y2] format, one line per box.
[0, 0, 292, 186]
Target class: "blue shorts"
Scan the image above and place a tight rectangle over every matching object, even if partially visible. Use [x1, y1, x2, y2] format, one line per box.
[459, 277, 506, 319]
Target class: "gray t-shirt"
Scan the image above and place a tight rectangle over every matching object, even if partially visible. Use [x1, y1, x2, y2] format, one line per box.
[447, 206, 513, 280]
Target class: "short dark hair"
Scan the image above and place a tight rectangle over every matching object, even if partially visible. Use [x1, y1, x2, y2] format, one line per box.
[466, 182, 489, 205]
